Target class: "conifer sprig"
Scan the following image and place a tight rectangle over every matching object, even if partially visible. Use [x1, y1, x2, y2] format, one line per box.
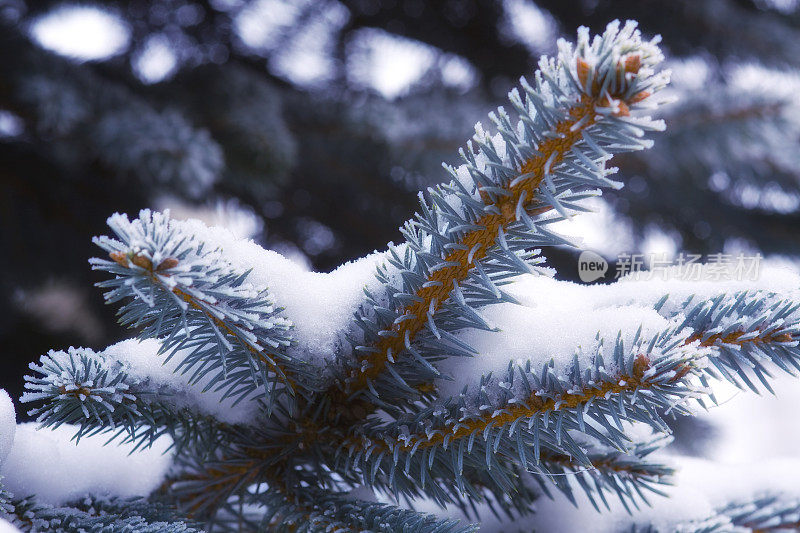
[343, 20, 670, 408]
[90, 210, 307, 411]
[654, 290, 800, 393]
[3, 495, 198, 533]
[22, 346, 234, 451]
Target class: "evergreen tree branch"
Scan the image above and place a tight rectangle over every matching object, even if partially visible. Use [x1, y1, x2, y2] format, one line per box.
[334, 327, 698, 508]
[22, 345, 237, 452]
[170, 422, 672, 524]
[322, 21, 671, 418]
[3, 495, 198, 533]
[177, 330, 686, 515]
[330, 289, 800, 511]
[191, 287, 800, 521]
[91, 210, 309, 411]
[19, 12, 800, 531]
[655, 290, 800, 394]
[322, 291, 800, 512]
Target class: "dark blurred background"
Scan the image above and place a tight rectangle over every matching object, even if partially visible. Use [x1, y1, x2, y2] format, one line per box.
[2, 0, 800, 409]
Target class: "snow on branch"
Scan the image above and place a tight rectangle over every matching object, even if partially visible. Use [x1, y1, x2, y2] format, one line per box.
[335, 327, 702, 508]
[0, 423, 172, 507]
[22, 340, 252, 449]
[90, 210, 309, 411]
[317, 269, 800, 514]
[252, 489, 478, 533]
[16, 17, 800, 533]
[4, 495, 197, 533]
[665, 290, 800, 394]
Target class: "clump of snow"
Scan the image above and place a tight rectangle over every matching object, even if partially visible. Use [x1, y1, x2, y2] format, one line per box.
[29, 5, 130, 61]
[694, 373, 800, 465]
[0, 423, 172, 506]
[513, 455, 800, 533]
[0, 390, 15, 467]
[501, 0, 558, 53]
[667, 56, 712, 91]
[640, 225, 681, 262]
[176, 218, 389, 362]
[104, 338, 261, 425]
[256, 252, 388, 358]
[155, 196, 264, 240]
[0, 518, 21, 533]
[439, 289, 672, 397]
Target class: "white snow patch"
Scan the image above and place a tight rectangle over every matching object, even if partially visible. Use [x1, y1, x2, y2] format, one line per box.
[0, 111, 24, 139]
[29, 5, 130, 61]
[177, 219, 388, 361]
[347, 28, 437, 99]
[134, 34, 178, 84]
[0, 518, 21, 533]
[501, 0, 557, 52]
[0, 391, 15, 468]
[104, 338, 261, 425]
[242, 246, 388, 359]
[0, 423, 172, 505]
[347, 28, 477, 99]
[697, 374, 800, 464]
[667, 56, 711, 90]
[155, 196, 264, 240]
[641, 225, 681, 263]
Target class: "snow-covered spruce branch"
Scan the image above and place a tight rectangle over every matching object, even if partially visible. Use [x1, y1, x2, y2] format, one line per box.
[22, 345, 238, 451]
[91, 210, 307, 411]
[292, 288, 800, 515]
[116, 21, 678, 524]
[336, 20, 670, 408]
[167, 286, 800, 522]
[178, 331, 687, 517]
[334, 328, 699, 506]
[653, 290, 800, 394]
[4, 495, 197, 533]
